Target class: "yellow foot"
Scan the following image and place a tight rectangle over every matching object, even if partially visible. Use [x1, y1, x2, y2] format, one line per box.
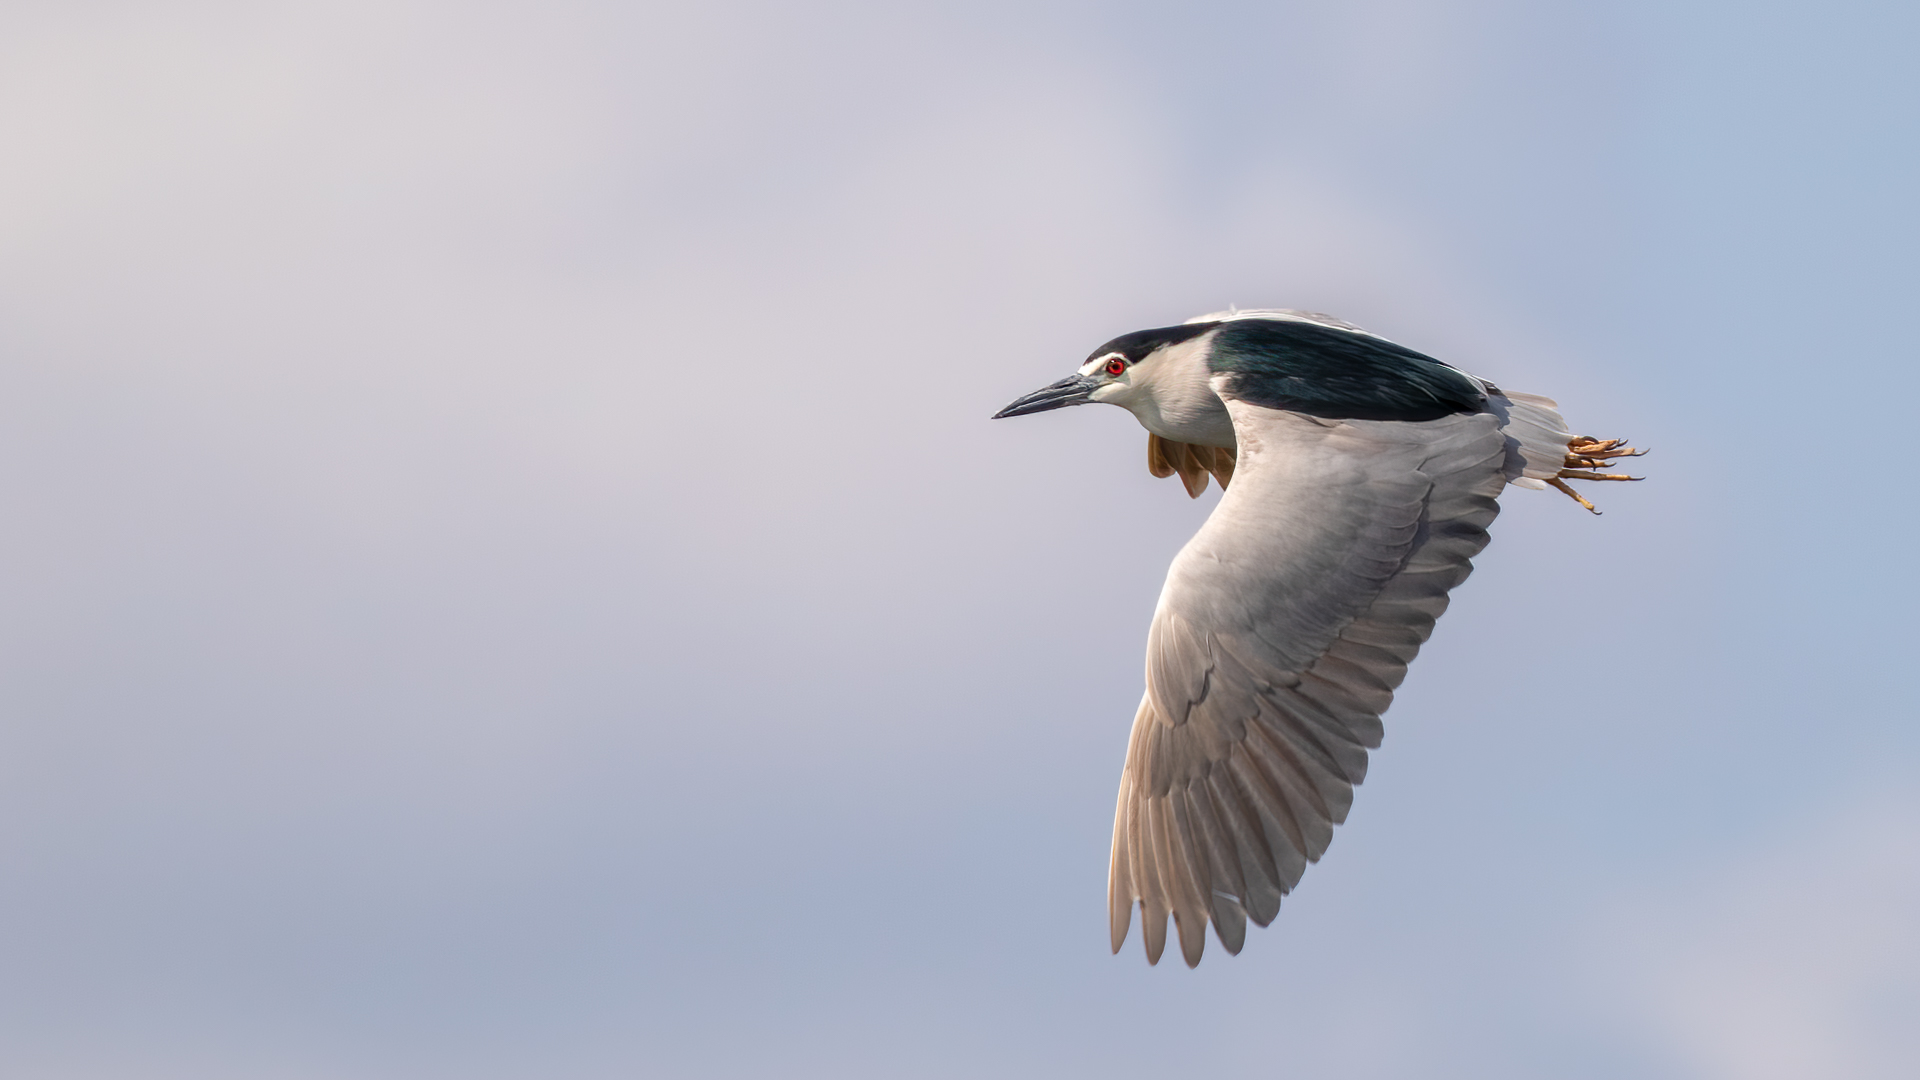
[1565, 436, 1646, 469]
[1552, 436, 1646, 514]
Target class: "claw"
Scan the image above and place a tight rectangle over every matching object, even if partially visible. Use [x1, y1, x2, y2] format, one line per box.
[1548, 477, 1600, 514]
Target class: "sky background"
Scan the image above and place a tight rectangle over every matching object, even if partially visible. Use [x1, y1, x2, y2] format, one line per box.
[0, 1, 1915, 1077]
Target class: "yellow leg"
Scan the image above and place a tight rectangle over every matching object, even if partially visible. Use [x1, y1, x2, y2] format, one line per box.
[1548, 477, 1600, 514]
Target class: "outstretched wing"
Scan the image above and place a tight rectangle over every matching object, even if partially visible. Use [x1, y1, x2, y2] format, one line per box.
[1110, 403, 1510, 966]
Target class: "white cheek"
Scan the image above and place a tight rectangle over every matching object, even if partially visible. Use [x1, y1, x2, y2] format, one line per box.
[1088, 381, 1126, 404]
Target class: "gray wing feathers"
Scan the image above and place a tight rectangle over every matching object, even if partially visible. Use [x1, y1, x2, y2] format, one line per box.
[1109, 408, 1508, 965]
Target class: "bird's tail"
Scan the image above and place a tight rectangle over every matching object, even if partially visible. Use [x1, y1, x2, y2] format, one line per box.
[1489, 391, 1645, 514]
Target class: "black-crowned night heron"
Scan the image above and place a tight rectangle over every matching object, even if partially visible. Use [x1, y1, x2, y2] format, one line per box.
[992, 309, 1642, 967]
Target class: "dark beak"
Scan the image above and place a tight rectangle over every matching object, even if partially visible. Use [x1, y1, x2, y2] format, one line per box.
[991, 374, 1100, 419]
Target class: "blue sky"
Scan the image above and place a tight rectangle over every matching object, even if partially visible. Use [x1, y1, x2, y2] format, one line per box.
[0, 2, 1914, 1077]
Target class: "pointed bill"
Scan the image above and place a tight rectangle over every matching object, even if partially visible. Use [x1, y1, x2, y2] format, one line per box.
[991, 374, 1099, 418]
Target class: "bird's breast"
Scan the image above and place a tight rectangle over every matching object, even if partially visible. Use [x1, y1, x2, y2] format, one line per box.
[1131, 394, 1237, 449]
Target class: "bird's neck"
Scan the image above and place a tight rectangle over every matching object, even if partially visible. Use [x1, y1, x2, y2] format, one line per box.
[1124, 335, 1237, 448]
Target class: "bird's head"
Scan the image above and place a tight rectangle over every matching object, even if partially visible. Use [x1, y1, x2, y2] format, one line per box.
[991, 320, 1233, 447]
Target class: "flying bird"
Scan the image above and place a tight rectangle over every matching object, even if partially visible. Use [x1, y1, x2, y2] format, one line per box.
[992, 309, 1641, 967]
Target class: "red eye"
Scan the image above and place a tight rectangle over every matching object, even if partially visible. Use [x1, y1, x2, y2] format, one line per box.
[1104, 357, 1127, 376]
